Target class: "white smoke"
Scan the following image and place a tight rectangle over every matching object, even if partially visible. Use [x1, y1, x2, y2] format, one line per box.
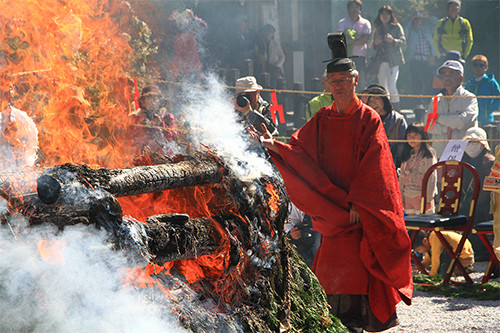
[179, 73, 276, 181]
[0, 218, 188, 333]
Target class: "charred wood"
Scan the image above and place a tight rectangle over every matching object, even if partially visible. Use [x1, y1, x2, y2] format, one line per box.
[36, 156, 225, 205]
[124, 214, 225, 264]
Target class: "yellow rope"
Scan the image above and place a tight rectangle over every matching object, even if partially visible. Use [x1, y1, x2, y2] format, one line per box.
[148, 78, 500, 99]
[274, 137, 500, 143]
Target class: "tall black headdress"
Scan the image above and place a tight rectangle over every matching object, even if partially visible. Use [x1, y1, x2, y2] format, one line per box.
[327, 32, 348, 59]
[325, 32, 356, 73]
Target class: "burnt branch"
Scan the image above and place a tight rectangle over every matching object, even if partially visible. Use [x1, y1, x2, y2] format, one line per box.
[125, 214, 225, 264]
[36, 155, 225, 205]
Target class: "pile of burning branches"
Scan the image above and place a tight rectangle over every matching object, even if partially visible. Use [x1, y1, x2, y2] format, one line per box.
[0, 151, 344, 332]
[0, 1, 345, 331]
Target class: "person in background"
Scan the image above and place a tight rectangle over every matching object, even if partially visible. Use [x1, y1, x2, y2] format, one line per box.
[404, 9, 438, 108]
[0, 104, 38, 168]
[369, 5, 405, 111]
[488, 146, 500, 262]
[433, 0, 473, 62]
[365, 84, 407, 168]
[254, 24, 285, 87]
[305, 70, 333, 121]
[398, 123, 437, 215]
[234, 76, 278, 136]
[168, 9, 207, 82]
[251, 57, 412, 332]
[129, 85, 177, 159]
[226, 14, 256, 75]
[432, 50, 465, 93]
[465, 55, 500, 126]
[285, 203, 320, 268]
[337, 0, 371, 92]
[461, 127, 495, 262]
[414, 231, 474, 276]
[427, 59, 478, 157]
[131, 85, 174, 128]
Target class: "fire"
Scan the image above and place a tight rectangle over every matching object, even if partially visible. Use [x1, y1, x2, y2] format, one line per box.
[35, 239, 66, 264]
[0, 0, 146, 168]
[118, 184, 233, 286]
[266, 182, 280, 213]
[1, 0, 272, 319]
[118, 185, 218, 221]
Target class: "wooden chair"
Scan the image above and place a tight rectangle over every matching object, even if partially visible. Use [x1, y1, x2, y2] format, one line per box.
[472, 221, 499, 284]
[405, 161, 480, 285]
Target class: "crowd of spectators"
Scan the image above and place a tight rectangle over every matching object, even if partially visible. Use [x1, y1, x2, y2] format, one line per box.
[288, 0, 500, 278]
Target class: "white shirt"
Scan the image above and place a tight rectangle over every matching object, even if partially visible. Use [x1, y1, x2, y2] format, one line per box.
[337, 16, 372, 57]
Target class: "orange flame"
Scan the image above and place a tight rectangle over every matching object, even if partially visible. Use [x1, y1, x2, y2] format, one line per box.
[0, 0, 141, 168]
[35, 240, 66, 264]
[2, 0, 243, 302]
[265, 183, 280, 213]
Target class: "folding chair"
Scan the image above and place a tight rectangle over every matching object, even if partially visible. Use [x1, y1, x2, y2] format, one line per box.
[405, 160, 480, 285]
[472, 221, 500, 284]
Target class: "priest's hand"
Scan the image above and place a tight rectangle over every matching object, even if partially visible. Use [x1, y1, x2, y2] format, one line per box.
[249, 124, 280, 155]
[349, 205, 360, 225]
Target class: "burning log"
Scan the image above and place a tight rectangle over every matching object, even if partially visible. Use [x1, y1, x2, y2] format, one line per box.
[10, 155, 224, 229]
[36, 155, 225, 204]
[124, 213, 225, 264]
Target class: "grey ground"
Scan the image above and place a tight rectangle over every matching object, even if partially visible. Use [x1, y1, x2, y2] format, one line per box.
[386, 262, 500, 333]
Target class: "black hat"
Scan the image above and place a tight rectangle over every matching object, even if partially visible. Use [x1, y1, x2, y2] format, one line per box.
[327, 58, 356, 73]
[365, 84, 387, 95]
[364, 84, 393, 112]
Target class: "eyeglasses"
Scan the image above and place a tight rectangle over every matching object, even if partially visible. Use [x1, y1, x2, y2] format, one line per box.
[328, 77, 354, 85]
[472, 62, 486, 68]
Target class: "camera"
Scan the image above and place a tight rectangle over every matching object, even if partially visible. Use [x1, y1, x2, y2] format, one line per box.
[236, 94, 251, 108]
[290, 222, 314, 249]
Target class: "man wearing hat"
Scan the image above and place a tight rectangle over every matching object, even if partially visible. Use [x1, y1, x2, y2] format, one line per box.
[433, 0, 473, 60]
[252, 57, 412, 332]
[427, 59, 478, 156]
[234, 76, 278, 136]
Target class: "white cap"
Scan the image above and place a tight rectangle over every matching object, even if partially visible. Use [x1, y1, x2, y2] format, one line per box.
[464, 127, 490, 151]
[437, 60, 464, 76]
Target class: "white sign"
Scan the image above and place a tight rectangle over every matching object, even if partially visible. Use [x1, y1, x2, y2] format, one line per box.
[439, 140, 469, 162]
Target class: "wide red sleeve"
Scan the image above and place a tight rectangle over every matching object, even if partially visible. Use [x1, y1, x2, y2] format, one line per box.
[347, 110, 413, 322]
[268, 110, 351, 236]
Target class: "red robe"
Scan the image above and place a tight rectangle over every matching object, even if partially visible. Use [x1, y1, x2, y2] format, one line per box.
[270, 97, 412, 323]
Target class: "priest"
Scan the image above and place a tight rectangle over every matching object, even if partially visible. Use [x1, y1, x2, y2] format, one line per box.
[251, 57, 412, 332]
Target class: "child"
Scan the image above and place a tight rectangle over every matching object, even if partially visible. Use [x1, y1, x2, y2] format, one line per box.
[414, 231, 474, 276]
[398, 122, 437, 215]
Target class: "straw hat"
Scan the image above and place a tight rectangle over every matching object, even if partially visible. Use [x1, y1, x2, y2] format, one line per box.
[235, 76, 262, 94]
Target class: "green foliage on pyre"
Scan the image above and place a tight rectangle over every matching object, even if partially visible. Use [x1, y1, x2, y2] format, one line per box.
[257, 238, 347, 333]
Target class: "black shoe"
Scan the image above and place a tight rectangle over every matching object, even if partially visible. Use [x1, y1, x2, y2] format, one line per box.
[347, 327, 363, 333]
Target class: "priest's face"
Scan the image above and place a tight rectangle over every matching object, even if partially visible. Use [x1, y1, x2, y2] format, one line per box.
[327, 71, 358, 101]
